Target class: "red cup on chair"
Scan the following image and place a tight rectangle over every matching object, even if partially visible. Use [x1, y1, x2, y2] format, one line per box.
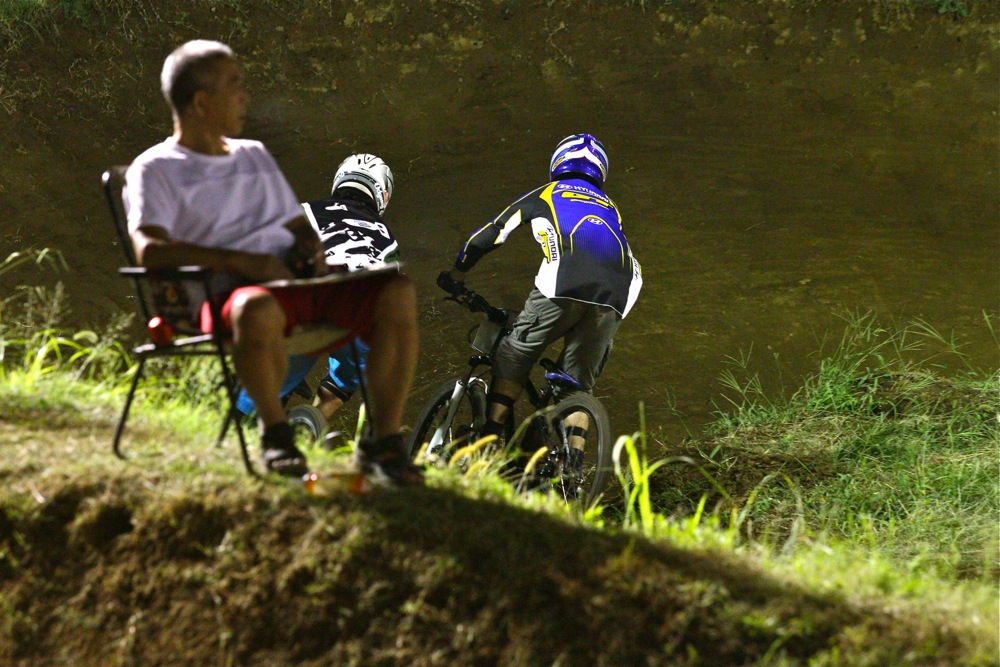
[148, 316, 175, 346]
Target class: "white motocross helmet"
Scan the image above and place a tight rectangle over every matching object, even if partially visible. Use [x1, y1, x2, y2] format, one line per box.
[331, 153, 394, 216]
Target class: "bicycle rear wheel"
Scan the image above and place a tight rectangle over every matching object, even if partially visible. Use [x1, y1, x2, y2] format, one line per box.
[408, 378, 488, 460]
[518, 392, 613, 507]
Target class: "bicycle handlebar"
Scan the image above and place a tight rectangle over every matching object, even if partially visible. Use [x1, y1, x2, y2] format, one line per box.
[437, 271, 508, 325]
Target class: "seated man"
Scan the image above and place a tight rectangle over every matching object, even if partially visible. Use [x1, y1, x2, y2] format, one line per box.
[126, 39, 421, 484]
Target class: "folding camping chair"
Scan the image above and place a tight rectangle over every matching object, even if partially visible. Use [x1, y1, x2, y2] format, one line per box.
[102, 165, 261, 474]
[103, 165, 351, 475]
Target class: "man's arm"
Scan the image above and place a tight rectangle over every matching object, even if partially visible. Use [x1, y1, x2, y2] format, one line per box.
[132, 225, 294, 282]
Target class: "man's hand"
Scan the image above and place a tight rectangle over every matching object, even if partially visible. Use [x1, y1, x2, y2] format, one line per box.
[449, 268, 468, 283]
[286, 216, 327, 278]
[437, 270, 469, 299]
[231, 252, 295, 282]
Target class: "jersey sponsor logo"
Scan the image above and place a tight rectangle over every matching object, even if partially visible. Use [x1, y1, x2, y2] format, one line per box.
[554, 185, 613, 209]
[324, 203, 349, 212]
[539, 228, 559, 263]
[560, 191, 613, 208]
[554, 182, 602, 195]
[335, 218, 390, 238]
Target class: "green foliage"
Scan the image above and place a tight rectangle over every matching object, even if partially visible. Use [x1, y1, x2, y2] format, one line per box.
[1, 249, 134, 389]
[701, 311, 999, 579]
[0, 248, 65, 279]
[0, 249, 250, 418]
[928, 0, 970, 17]
[0, 318, 997, 664]
[614, 404, 675, 534]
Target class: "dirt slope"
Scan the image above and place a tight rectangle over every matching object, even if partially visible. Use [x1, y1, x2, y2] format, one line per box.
[0, 417, 987, 666]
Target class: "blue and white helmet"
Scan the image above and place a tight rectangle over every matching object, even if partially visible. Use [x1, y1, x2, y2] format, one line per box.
[332, 153, 394, 216]
[549, 133, 609, 186]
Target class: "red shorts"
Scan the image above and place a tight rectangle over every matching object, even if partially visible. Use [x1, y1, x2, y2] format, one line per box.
[200, 273, 396, 353]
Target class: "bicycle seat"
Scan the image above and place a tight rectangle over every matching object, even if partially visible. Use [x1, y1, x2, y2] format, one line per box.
[540, 359, 581, 390]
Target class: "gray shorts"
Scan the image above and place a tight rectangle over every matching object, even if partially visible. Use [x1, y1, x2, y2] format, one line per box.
[493, 288, 621, 395]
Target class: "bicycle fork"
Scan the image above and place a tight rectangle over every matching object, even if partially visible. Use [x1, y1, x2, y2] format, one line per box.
[426, 379, 470, 457]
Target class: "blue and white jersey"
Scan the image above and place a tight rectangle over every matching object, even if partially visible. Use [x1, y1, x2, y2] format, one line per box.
[455, 178, 642, 317]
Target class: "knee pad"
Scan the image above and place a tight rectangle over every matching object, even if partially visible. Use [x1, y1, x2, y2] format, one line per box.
[486, 390, 516, 410]
[319, 376, 354, 403]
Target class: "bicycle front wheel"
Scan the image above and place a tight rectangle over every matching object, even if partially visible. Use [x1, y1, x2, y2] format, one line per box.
[287, 404, 327, 446]
[408, 378, 488, 460]
[522, 393, 613, 507]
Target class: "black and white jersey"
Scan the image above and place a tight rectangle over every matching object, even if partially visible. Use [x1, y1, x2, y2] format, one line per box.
[302, 191, 399, 271]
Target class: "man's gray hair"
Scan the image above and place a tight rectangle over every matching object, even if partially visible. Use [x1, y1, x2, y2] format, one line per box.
[160, 40, 234, 115]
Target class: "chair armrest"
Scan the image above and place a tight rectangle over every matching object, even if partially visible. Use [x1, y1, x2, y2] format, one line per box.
[118, 266, 213, 280]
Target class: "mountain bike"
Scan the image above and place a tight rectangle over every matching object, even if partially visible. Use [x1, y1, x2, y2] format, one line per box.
[408, 272, 614, 506]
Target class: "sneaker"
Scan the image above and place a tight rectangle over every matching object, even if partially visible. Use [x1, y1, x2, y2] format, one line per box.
[353, 433, 424, 486]
[261, 422, 309, 477]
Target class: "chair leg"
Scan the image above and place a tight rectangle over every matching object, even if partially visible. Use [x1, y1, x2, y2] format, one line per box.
[215, 406, 231, 448]
[349, 340, 373, 438]
[231, 408, 256, 477]
[113, 357, 146, 460]
[214, 347, 259, 478]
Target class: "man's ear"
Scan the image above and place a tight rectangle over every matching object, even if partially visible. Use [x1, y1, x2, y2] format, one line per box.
[189, 89, 212, 119]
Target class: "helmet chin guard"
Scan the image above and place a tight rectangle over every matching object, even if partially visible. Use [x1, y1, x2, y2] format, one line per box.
[549, 133, 608, 187]
[332, 153, 394, 215]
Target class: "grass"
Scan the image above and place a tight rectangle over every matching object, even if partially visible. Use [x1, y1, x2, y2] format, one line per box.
[1, 258, 998, 663]
[651, 311, 999, 582]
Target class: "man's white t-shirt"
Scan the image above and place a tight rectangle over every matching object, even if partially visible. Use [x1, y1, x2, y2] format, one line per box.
[126, 136, 302, 257]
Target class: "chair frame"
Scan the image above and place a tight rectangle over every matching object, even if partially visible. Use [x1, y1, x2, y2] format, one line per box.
[102, 165, 257, 475]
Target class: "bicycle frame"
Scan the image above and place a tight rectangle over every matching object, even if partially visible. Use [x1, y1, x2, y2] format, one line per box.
[415, 273, 614, 505]
[425, 272, 585, 456]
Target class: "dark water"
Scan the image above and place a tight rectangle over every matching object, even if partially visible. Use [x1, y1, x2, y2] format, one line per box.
[13, 10, 998, 444]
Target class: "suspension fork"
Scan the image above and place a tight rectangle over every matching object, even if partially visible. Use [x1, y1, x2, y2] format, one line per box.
[427, 354, 491, 456]
[427, 378, 470, 456]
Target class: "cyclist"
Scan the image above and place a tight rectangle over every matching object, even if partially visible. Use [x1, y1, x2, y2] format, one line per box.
[303, 153, 401, 421]
[442, 133, 642, 474]
[237, 154, 406, 437]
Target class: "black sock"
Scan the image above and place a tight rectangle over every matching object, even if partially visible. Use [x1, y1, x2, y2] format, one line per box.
[262, 422, 295, 449]
[483, 420, 506, 439]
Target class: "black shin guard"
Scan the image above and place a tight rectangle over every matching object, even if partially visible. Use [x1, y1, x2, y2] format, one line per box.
[319, 377, 354, 404]
[483, 420, 506, 439]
